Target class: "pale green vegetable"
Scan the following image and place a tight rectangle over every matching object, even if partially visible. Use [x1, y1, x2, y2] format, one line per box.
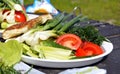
[6, 9, 15, 24]
[32, 45, 72, 60]
[15, 30, 57, 46]
[0, 40, 22, 67]
[22, 44, 38, 58]
[1, 22, 8, 29]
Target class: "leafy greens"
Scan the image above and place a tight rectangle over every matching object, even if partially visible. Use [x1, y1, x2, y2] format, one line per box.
[0, 40, 22, 67]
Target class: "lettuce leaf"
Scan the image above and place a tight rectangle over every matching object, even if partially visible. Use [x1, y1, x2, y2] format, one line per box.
[0, 40, 23, 67]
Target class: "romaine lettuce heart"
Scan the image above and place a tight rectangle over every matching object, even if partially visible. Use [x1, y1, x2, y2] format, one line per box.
[0, 40, 23, 67]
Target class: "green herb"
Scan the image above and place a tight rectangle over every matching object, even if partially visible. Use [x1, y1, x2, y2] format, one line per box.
[68, 25, 107, 45]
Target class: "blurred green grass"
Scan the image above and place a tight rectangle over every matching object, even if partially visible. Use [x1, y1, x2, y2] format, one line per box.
[24, 0, 120, 26]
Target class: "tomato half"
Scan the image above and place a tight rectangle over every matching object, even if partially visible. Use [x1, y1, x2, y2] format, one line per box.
[15, 11, 26, 22]
[56, 34, 82, 50]
[83, 41, 104, 55]
[75, 41, 104, 57]
[75, 48, 87, 57]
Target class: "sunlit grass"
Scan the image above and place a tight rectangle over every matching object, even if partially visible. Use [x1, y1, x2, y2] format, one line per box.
[24, 0, 120, 25]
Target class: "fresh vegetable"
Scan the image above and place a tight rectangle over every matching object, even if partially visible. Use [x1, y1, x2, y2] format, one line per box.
[32, 45, 72, 60]
[2, 11, 106, 61]
[68, 25, 107, 45]
[53, 12, 74, 31]
[0, 40, 22, 67]
[15, 30, 57, 46]
[0, 40, 23, 74]
[1, 0, 23, 11]
[83, 41, 104, 55]
[75, 48, 89, 57]
[15, 11, 26, 22]
[1, 22, 8, 29]
[42, 13, 64, 30]
[56, 34, 82, 50]
[22, 43, 38, 58]
[40, 39, 70, 49]
[59, 14, 86, 32]
[75, 41, 104, 57]
[0, 0, 27, 29]
[1, 9, 26, 23]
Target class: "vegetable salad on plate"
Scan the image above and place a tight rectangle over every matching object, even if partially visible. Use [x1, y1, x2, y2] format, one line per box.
[2, 12, 107, 60]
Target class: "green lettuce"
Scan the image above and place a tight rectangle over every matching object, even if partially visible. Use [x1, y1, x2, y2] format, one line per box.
[0, 40, 23, 67]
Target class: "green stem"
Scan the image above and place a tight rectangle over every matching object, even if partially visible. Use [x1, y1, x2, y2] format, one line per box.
[3, 0, 15, 9]
[58, 14, 82, 32]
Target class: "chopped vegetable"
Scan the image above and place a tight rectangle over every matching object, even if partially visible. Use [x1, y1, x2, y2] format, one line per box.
[32, 45, 72, 60]
[40, 39, 70, 49]
[56, 34, 82, 50]
[83, 41, 104, 55]
[15, 30, 57, 46]
[75, 41, 104, 57]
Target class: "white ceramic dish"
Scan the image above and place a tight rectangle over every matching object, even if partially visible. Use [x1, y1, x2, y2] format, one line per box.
[22, 41, 113, 68]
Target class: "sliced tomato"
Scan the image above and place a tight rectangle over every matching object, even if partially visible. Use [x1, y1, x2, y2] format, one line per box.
[56, 34, 82, 50]
[75, 41, 104, 57]
[83, 41, 104, 55]
[75, 48, 87, 57]
[15, 11, 26, 22]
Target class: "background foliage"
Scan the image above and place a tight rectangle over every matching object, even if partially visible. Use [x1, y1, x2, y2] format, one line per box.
[24, 0, 120, 26]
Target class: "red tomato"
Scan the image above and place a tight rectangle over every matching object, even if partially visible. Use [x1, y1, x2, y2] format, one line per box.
[75, 48, 87, 57]
[75, 41, 104, 57]
[2, 10, 26, 22]
[83, 41, 104, 55]
[15, 11, 26, 22]
[56, 34, 82, 50]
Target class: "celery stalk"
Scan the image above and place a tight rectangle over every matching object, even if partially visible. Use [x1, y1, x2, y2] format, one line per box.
[33, 45, 72, 60]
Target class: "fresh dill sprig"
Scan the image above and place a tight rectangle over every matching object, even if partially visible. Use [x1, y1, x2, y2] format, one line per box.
[68, 25, 107, 45]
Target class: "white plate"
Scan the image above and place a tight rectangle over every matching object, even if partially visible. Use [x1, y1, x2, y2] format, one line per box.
[22, 41, 113, 68]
